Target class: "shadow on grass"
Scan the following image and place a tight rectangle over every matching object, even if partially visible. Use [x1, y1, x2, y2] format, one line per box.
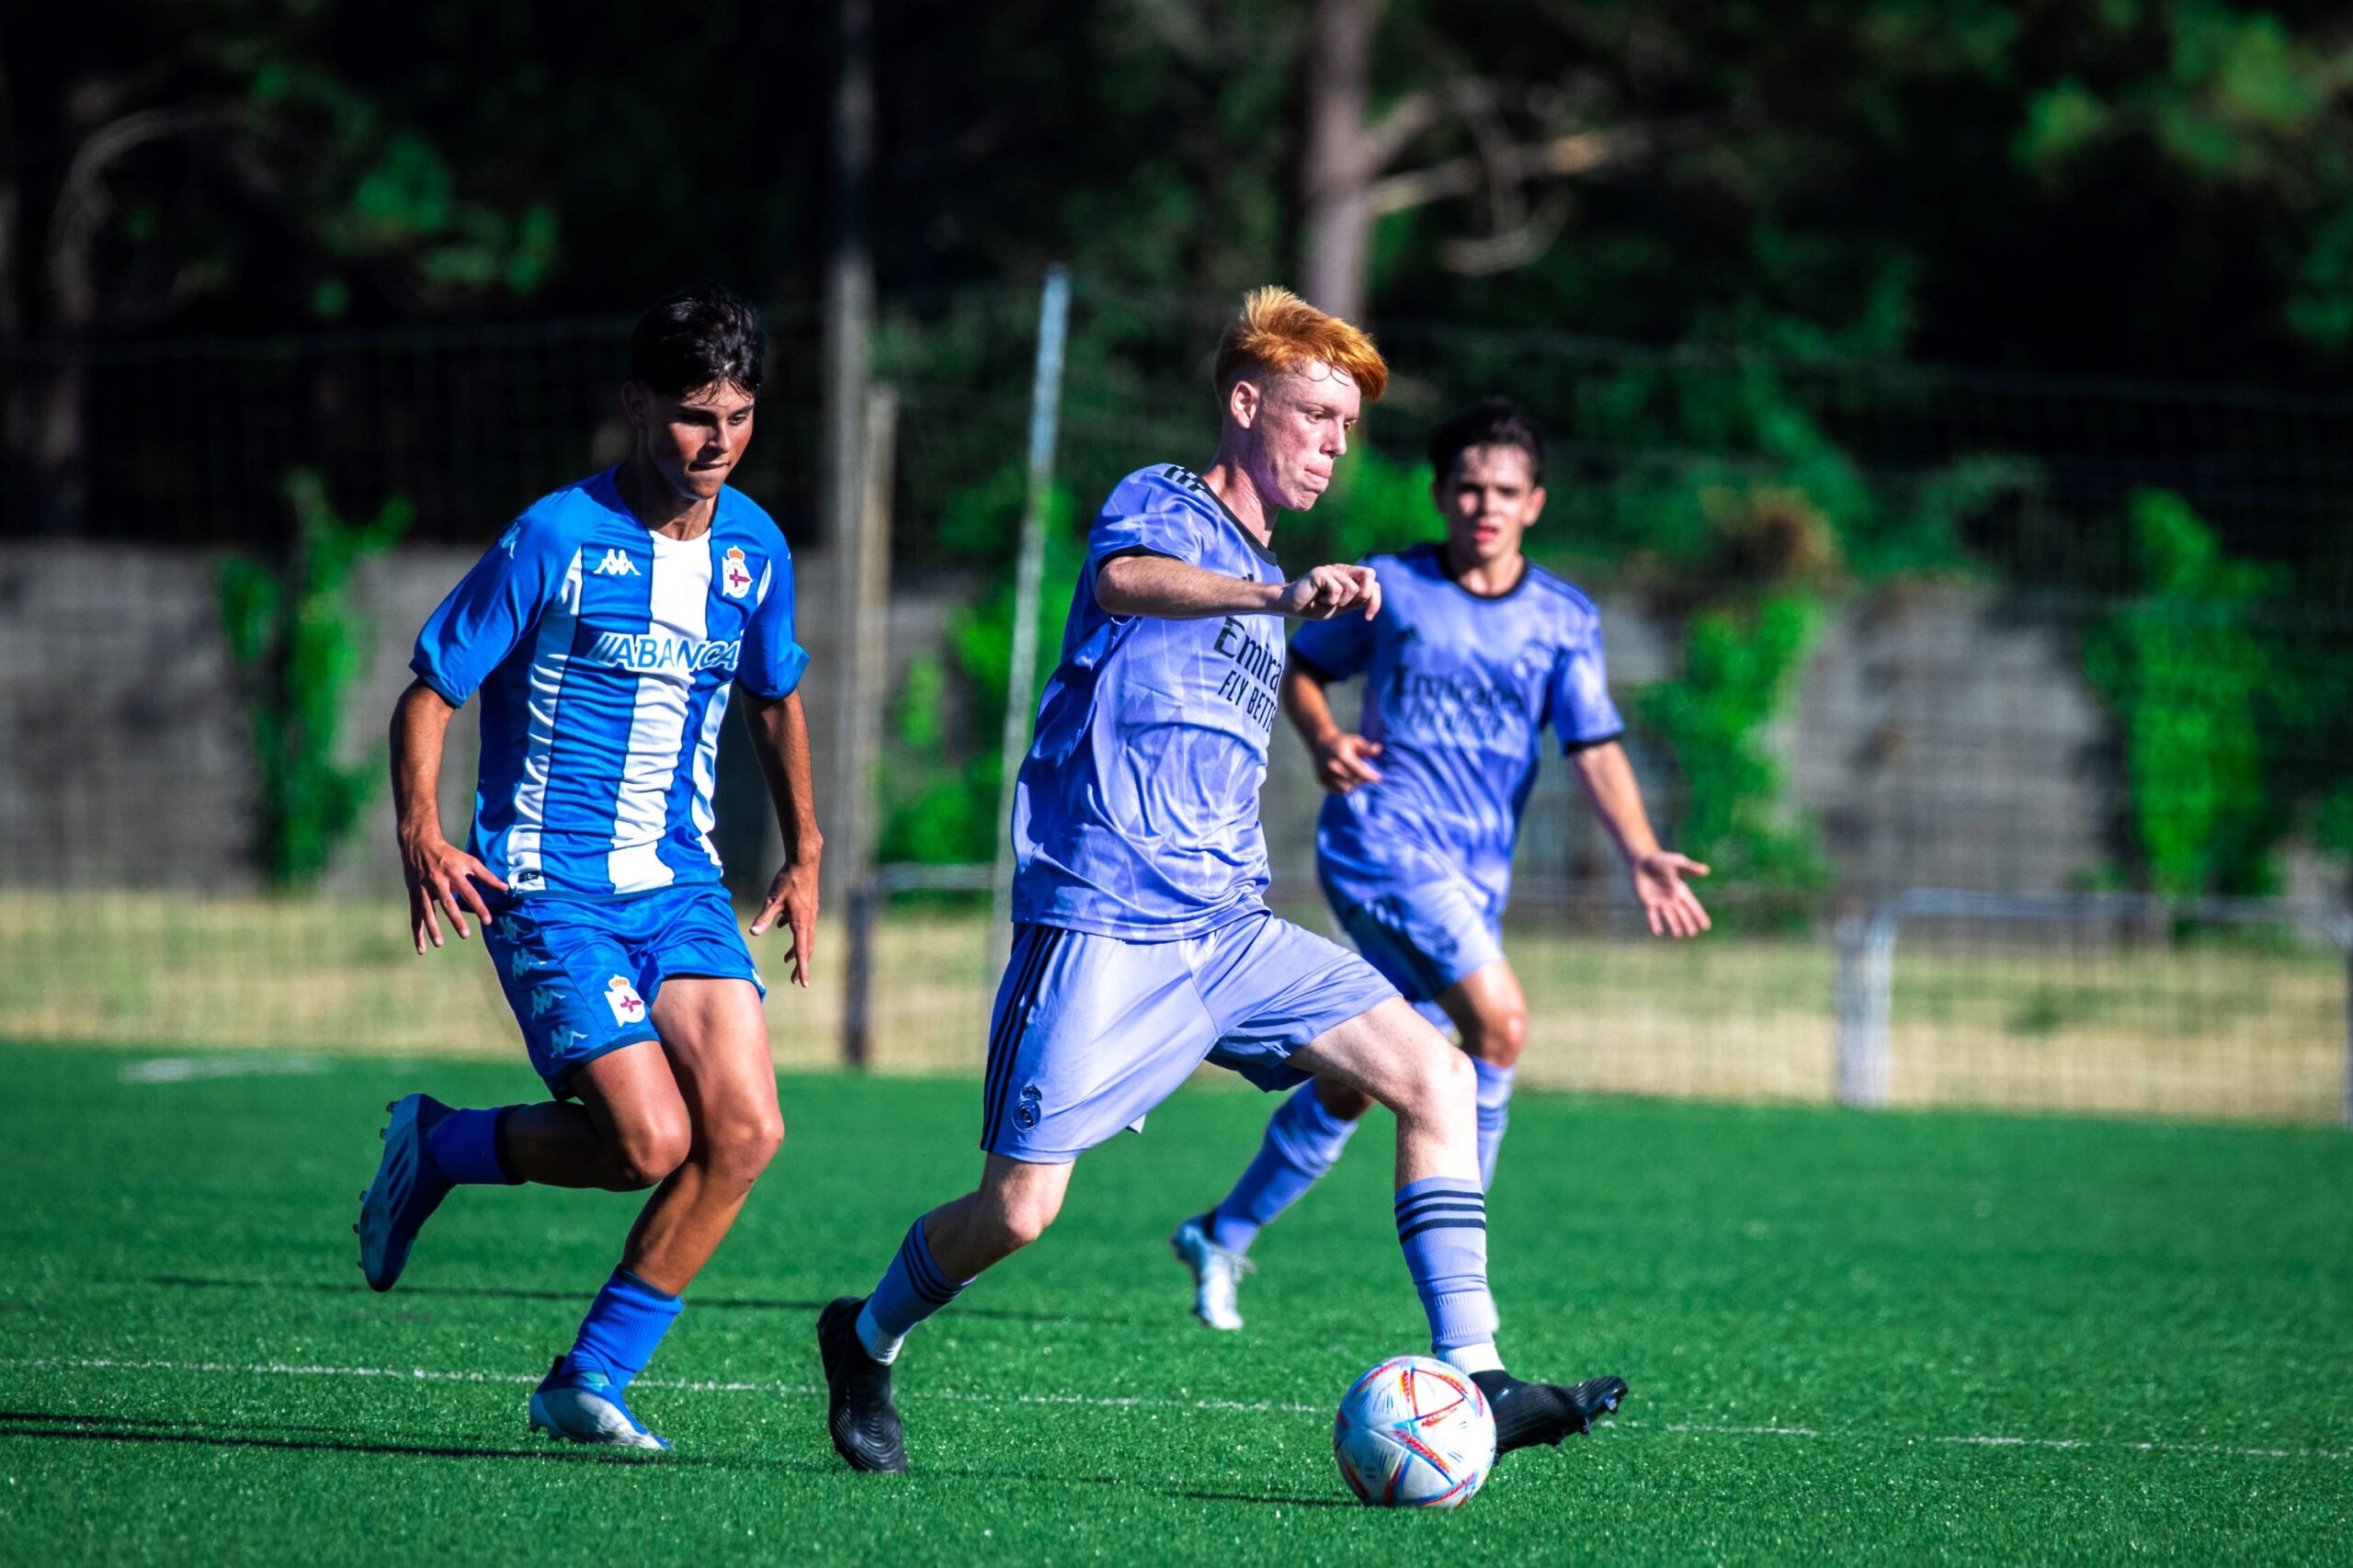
[0, 1408, 654, 1465]
[136, 1275, 1137, 1327]
[2, 1411, 1358, 1504]
[0, 1408, 861, 1476]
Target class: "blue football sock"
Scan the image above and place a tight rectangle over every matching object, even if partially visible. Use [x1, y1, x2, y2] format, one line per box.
[1472, 1059, 1516, 1191]
[566, 1267, 683, 1390]
[1394, 1176, 1499, 1356]
[1208, 1081, 1360, 1254]
[423, 1106, 522, 1186]
[858, 1218, 971, 1362]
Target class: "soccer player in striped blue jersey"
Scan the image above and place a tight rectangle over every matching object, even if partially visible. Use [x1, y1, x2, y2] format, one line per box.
[356, 285, 822, 1451]
[1173, 396, 1710, 1333]
[815, 290, 1628, 1474]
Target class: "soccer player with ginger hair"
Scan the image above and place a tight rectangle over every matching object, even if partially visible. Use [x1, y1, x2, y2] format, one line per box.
[358, 285, 822, 1450]
[817, 287, 1628, 1473]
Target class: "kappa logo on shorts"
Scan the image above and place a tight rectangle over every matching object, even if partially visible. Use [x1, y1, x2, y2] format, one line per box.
[604, 975, 647, 1026]
[527, 985, 564, 1018]
[1014, 1084, 1042, 1131]
[593, 548, 640, 577]
[508, 948, 534, 979]
[722, 546, 755, 599]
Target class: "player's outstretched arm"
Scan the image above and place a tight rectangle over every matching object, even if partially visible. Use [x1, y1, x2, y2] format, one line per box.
[1281, 666, 1383, 793]
[744, 688, 823, 987]
[1568, 738, 1711, 938]
[1096, 555, 1381, 623]
[391, 678, 507, 954]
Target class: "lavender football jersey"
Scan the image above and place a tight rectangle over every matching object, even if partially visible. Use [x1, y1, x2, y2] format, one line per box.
[1293, 543, 1623, 917]
[1009, 465, 1291, 938]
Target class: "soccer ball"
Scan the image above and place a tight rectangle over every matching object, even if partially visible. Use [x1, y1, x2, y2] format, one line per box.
[1333, 1355, 1495, 1508]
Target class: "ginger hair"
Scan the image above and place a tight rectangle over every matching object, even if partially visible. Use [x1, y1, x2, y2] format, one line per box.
[1211, 286, 1388, 403]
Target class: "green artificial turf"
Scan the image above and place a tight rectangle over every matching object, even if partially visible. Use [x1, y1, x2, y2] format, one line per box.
[1, 1042, 2347, 1562]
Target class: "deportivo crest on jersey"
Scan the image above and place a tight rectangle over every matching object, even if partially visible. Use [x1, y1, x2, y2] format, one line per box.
[593, 548, 640, 576]
[605, 975, 647, 1026]
[722, 547, 754, 598]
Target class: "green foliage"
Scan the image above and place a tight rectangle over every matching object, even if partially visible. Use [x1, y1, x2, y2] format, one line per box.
[876, 472, 1084, 866]
[2083, 489, 2286, 896]
[218, 472, 411, 888]
[1315, 447, 1440, 564]
[1634, 595, 1832, 925]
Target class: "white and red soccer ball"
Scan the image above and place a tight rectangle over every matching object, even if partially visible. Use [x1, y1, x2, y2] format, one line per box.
[1333, 1355, 1496, 1508]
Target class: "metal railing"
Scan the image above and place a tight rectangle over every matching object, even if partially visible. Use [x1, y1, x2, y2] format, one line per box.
[1834, 890, 2353, 1125]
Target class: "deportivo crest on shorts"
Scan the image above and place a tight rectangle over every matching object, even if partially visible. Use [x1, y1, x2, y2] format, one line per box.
[722, 546, 755, 599]
[605, 974, 647, 1026]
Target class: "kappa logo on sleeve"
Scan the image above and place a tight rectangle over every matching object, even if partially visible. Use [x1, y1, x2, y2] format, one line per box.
[593, 549, 640, 577]
[604, 975, 648, 1026]
[722, 546, 755, 599]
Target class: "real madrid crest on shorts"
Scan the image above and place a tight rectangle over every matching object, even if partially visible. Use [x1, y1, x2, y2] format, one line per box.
[721, 546, 755, 599]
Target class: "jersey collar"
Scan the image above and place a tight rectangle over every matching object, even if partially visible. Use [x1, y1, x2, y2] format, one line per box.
[1428, 540, 1530, 602]
[1195, 472, 1280, 566]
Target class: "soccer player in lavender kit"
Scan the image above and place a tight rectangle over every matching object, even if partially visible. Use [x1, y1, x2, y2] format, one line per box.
[1172, 396, 1711, 1333]
[816, 290, 1627, 1474]
[355, 285, 823, 1451]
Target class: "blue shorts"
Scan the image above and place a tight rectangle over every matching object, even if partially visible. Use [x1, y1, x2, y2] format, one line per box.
[482, 884, 764, 1096]
[981, 911, 1399, 1163]
[1318, 859, 1506, 1033]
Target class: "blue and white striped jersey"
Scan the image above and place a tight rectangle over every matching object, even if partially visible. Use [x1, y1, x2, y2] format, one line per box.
[411, 468, 809, 901]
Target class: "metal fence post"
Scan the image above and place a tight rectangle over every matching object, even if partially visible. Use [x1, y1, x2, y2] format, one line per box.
[1834, 911, 1893, 1108]
[988, 267, 1072, 981]
[841, 881, 879, 1070]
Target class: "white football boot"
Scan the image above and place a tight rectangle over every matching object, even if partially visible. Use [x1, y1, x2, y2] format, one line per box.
[1169, 1216, 1252, 1332]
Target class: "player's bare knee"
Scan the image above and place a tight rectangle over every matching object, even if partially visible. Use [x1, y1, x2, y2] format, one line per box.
[708, 1110, 784, 1187]
[611, 1117, 691, 1190]
[1411, 1045, 1475, 1127]
[1001, 1191, 1062, 1252]
[976, 1179, 1063, 1256]
[1468, 1007, 1528, 1069]
[1363, 1029, 1470, 1128]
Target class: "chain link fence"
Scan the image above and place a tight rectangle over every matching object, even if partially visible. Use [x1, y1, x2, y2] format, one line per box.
[6, 280, 2351, 1123]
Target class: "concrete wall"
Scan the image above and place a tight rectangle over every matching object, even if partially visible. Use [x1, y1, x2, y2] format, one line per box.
[0, 544, 2121, 903]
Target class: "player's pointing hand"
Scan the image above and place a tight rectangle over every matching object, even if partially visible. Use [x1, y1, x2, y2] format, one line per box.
[1278, 563, 1381, 621]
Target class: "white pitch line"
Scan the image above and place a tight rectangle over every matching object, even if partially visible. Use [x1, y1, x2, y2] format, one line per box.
[3, 1357, 2346, 1463]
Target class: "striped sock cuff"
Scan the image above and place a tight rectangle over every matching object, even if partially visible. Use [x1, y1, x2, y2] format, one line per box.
[896, 1220, 967, 1308]
[1394, 1182, 1486, 1243]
